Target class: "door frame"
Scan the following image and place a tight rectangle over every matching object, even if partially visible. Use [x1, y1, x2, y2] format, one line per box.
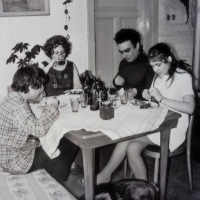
[86, 0, 159, 76]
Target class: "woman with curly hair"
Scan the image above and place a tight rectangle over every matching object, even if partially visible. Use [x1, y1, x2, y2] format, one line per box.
[43, 35, 82, 96]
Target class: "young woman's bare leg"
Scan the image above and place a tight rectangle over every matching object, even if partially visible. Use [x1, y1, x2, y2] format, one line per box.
[127, 136, 154, 180]
[97, 140, 131, 184]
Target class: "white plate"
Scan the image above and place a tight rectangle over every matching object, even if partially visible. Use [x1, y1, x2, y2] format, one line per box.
[69, 89, 83, 94]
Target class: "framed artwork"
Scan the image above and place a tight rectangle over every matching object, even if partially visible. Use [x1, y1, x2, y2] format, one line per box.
[0, 0, 50, 17]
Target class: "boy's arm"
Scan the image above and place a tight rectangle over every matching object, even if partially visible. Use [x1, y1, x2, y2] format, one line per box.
[14, 103, 60, 138]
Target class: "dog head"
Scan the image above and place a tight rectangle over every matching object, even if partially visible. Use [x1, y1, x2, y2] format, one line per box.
[116, 179, 158, 200]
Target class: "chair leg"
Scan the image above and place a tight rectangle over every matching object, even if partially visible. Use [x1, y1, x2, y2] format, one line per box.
[129, 168, 133, 179]
[123, 157, 128, 178]
[187, 152, 193, 192]
[154, 158, 159, 184]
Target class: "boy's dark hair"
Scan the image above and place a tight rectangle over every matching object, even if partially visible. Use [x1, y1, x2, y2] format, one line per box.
[44, 35, 72, 58]
[114, 29, 141, 49]
[11, 64, 47, 93]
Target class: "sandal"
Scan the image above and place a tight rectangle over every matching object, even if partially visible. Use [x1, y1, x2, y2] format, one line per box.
[79, 178, 85, 186]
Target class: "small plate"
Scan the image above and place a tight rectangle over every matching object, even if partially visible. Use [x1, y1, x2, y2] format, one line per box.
[70, 89, 83, 94]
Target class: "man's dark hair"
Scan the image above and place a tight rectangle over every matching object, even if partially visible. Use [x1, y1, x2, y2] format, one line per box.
[11, 64, 47, 93]
[43, 35, 72, 58]
[114, 29, 141, 48]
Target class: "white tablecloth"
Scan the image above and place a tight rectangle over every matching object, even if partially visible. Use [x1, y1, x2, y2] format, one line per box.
[30, 94, 168, 158]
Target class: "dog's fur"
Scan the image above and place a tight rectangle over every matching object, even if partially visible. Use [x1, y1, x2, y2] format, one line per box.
[79, 179, 158, 200]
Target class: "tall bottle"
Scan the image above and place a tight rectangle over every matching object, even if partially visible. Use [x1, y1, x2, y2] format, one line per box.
[101, 86, 108, 102]
[90, 77, 99, 111]
[83, 70, 90, 93]
[83, 70, 92, 105]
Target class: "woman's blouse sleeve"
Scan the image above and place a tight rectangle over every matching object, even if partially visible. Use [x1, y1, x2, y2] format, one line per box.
[179, 73, 194, 97]
[73, 63, 82, 89]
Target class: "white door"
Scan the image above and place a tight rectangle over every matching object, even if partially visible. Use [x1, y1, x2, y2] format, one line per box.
[93, 0, 158, 86]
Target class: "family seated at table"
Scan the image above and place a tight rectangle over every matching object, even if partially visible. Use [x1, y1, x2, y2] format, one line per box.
[0, 28, 195, 196]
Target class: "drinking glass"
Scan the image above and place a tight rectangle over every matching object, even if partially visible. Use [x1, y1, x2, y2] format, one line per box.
[80, 93, 88, 108]
[120, 91, 128, 104]
[70, 97, 79, 112]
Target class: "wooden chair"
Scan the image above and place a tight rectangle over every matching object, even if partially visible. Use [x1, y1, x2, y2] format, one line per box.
[124, 115, 194, 192]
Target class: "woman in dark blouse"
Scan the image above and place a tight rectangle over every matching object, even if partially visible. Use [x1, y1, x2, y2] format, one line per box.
[43, 35, 82, 96]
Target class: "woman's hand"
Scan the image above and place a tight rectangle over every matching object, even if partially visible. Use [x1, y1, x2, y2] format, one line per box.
[142, 89, 151, 100]
[149, 88, 163, 102]
[43, 60, 59, 74]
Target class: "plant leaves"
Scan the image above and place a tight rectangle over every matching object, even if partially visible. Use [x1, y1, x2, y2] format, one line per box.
[23, 43, 29, 50]
[31, 44, 44, 55]
[6, 53, 18, 64]
[12, 42, 23, 53]
[17, 59, 26, 68]
[25, 51, 35, 60]
[41, 61, 49, 67]
[12, 42, 30, 53]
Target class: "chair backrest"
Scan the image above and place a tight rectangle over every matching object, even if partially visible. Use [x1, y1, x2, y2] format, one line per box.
[169, 114, 194, 157]
[144, 114, 194, 158]
[186, 115, 194, 156]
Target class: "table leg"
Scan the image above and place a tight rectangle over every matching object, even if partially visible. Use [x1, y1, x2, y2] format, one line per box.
[81, 148, 95, 200]
[160, 129, 170, 200]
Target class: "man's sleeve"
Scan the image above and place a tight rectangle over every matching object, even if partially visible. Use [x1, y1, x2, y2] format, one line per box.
[134, 64, 154, 99]
[113, 63, 123, 90]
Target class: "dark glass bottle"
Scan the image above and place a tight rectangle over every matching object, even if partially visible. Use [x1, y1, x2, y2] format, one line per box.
[83, 70, 90, 93]
[90, 77, 99, 111]
[101, 86, 108, 102]
[83, 70, 92, 105]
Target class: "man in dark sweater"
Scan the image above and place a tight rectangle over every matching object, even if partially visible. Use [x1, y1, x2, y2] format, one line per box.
[113, 29, 154, 99]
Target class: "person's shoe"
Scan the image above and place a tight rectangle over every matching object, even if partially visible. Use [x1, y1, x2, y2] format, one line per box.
[79, 178, 85, 186]
[70, 163, 83, 176]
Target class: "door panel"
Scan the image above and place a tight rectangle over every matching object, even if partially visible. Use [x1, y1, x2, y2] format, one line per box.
[95, 18, 114, 81]
[94, 0, 158, 86]
[96, 0, 138, 9]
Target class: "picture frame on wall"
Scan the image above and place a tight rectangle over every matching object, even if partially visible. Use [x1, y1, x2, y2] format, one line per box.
[0, 0, 50, 17]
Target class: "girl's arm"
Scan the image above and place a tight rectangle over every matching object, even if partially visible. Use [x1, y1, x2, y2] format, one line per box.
[150, 88, 195, 115]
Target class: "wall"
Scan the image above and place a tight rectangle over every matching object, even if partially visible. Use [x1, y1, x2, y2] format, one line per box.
[0, 0, 88, 101]
[158, 0, 194, 65]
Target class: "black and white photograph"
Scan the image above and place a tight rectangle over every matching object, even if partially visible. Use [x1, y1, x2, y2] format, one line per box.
[0, 0, 199, 200]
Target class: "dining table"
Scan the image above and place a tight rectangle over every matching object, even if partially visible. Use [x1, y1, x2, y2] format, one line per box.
[31, 94, 181, 200]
